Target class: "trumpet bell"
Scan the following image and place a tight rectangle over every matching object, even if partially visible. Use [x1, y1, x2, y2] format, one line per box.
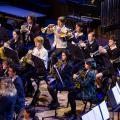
[41, 27, 47, 33]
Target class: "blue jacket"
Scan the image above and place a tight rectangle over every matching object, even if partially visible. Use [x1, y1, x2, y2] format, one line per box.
[77, 70, 97, 100]
[13, 76, 25, 113]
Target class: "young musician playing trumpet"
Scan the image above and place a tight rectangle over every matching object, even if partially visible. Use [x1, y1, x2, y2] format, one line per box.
[65, 58, 97, 120]
[96, 36, 120, 87]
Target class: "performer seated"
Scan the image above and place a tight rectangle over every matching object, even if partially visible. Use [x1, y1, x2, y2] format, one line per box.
[80, 32, 99, 59]
[96, 36, 120, 88]
[0, 77, 17, 120]
[21, 36, 48, 96]
[65, 58, 97, 120]
[68, 22, 86, 45]
[9, 29, 25, 58]
[47, 50, 74, 110]
[8, 64, 25, 115]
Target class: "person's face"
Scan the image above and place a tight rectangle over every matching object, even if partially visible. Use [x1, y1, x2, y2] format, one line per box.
[88, 33, 94, 42]
[13, 31, 18, 40]
[62, 52, 67, 61]
[27, 16, 33, 24]
[57, 20, 63, 27]
[35, 42, 42, 49]
[84, 63, 90, 70]
[109, 39, 115, 46]
[8, 68, 16, 77]
[2, 62, 8, 70]
[76, 24, 81, 32]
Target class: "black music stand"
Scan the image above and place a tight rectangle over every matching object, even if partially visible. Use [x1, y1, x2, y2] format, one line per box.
[31, 55, 46, 76]
[30, 55, 47, 106]
[4, 47, 19, 64]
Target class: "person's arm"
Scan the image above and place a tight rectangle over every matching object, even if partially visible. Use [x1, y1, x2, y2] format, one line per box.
[79, 71, 95, 87]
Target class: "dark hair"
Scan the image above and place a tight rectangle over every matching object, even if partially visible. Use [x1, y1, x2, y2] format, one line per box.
[62, 50, 70, 62]
[13, 29, 20, 36]
[109, 35, 116, 42]
[9, 64, 20, 74]
[76, 22, 83, 27]
[85, 58, 96, 69]
[27, 15, 35, 24]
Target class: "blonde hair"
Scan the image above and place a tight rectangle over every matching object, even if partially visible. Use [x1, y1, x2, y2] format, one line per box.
[34, 36, 44, 44]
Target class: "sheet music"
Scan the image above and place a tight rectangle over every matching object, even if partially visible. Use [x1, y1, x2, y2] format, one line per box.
[99, 101, 110, 120]
[82, 112, 90, 120]
[112, 86, 120, 105]
[93, 106, 103, 120]
[116, 82, 120, 94]
[82, 110, 96, 120]
[88, 110, 96, 120]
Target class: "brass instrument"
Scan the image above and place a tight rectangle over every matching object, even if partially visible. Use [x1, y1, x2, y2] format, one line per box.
[110, 57, 120, 64]
[20, 49, 33, 67]
[0, 47, 7, 60]
[49, 60, 65, 87]
[90, 45, 109, 57]
[73, 69, 86, 89]
[41, 24, 72, 38]
[41, 24, 55, 34]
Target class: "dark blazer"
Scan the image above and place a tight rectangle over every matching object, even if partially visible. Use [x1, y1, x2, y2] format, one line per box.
[29, 23, 40, 41]
[59, 62, 74, 89]
[0, 26, 8, 42]
[10, 36, 24, 58]
[83, 40, 99, 59]
[13, 76, 25, 114]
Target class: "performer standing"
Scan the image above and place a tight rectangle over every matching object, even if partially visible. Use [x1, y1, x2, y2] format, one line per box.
[20, 16, 40, 45]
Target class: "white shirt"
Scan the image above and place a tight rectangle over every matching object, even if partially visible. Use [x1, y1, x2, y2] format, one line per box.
[32, 46, 48, 69]
[53, 25, 68, 48]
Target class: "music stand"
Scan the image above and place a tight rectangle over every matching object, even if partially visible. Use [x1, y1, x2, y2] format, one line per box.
[4, 47, 19, 64]
[107, 82, 120, 111]
[31, 55, 46, 76]
[30, 55, 47, 106]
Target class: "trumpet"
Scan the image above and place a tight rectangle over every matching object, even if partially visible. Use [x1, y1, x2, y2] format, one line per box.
[73, 69, 86, 89]
[41, 24, 55, 34]
[90, 45, 109, 57]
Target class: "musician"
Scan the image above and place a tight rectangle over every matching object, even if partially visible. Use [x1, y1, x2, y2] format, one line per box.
[65, 58, 97, 120]
[0, 24, 8, 43]
[0, 77, 17, 120]
[21, 36, 48, 96]
[69, 22, 86, 45]
[9, 29, 25, 58]
[32, 36, 48, 69]
[21, 16, 40, 44]
[96, 36, 120, 87]
[0, 59, 11, 77]
[80, 32, 99, 59]
[8, 64, 25, 115]
[48, 50, 74, 110]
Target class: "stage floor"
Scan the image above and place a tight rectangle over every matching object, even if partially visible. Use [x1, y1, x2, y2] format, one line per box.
[26, 81, 119, 120]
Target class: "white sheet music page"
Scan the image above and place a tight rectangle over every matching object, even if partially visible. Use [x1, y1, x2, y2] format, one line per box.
[112, 86, 120, 105]
[93, 106, 103, 120]
[99, 101, 110, 120]
[88, 110, 96, 120]
[116, 82, 120, 94]
[82, 112, 90, 120]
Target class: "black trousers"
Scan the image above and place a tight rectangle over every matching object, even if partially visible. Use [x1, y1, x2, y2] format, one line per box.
[48, 85, 76, 114]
